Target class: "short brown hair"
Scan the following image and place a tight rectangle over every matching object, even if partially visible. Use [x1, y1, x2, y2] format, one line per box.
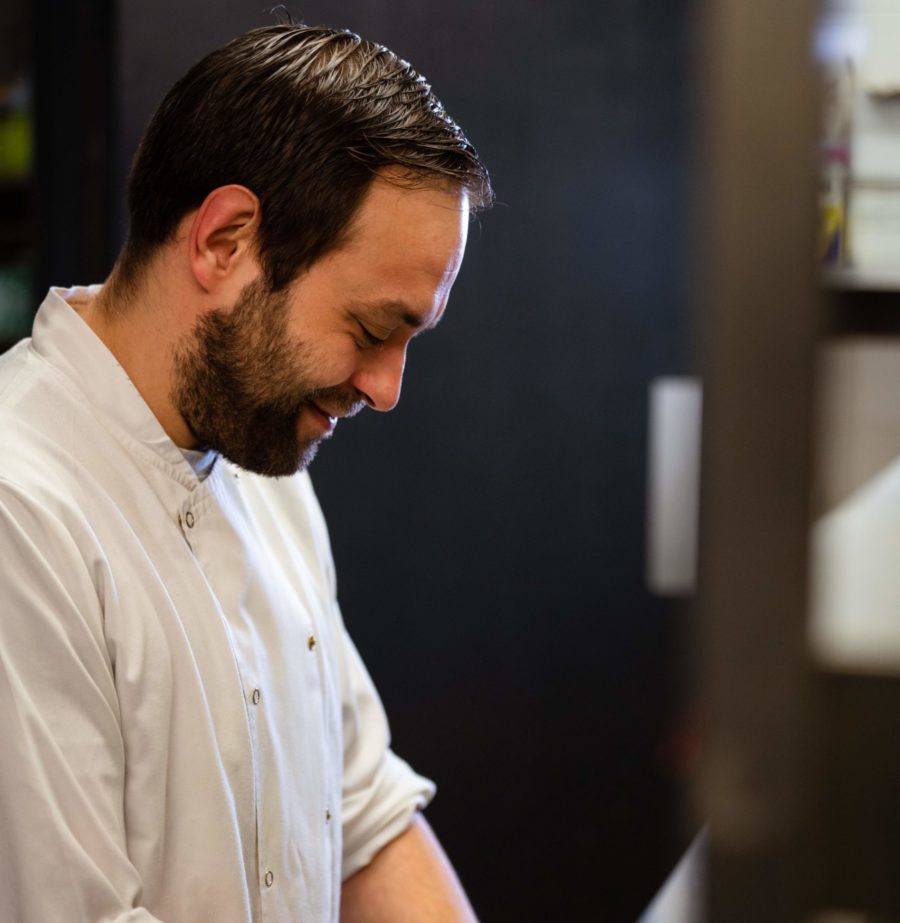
[119, 24, 492, 291]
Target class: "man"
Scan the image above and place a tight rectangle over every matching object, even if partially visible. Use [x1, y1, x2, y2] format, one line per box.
[0, 23, 492, 923]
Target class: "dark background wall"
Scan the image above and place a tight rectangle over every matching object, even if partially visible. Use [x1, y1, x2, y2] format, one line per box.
[37, 1, 695, 919]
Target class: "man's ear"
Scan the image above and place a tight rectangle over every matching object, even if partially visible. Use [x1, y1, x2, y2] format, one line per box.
[188, 185, 261, 293]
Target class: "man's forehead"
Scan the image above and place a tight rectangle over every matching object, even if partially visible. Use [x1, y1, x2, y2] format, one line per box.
[344, 176, 469, 231]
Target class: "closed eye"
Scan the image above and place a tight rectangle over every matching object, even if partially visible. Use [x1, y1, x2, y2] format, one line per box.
[358, 323, 387, 348]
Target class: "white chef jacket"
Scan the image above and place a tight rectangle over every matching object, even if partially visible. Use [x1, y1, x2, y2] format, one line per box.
[0, 287, 435, 923]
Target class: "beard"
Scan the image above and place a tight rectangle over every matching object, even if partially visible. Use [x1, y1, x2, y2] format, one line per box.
[171, 276, 364, 477]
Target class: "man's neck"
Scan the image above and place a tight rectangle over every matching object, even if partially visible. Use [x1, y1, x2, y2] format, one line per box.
[78, 268, 198, 450]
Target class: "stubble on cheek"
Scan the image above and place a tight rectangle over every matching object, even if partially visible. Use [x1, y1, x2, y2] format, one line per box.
[170, 280, 327, 476]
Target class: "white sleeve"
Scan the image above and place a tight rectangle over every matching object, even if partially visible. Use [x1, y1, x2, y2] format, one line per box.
[0, 480, 164, 923]
[337, 613, 436, 880]
[298, 475, 436, 880]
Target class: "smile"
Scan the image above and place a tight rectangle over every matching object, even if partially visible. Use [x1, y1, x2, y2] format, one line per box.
[306, 402, 338, 433]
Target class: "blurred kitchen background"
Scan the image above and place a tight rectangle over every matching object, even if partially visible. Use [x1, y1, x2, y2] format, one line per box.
[7, 1, 900, 921]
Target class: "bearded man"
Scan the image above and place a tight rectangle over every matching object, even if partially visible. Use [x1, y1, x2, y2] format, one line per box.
[0, 23, 491, 923]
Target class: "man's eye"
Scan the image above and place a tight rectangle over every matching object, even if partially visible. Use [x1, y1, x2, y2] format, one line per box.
[358, 325, 386, 348]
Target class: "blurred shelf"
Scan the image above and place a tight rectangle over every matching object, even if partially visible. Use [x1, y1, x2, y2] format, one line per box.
[824, 266, 900, 292]
[822, 269, 900, 335]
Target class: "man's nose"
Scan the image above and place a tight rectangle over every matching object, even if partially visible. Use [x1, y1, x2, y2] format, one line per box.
[351, 344, 407, 412]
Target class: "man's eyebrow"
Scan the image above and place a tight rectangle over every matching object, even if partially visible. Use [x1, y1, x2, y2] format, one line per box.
[356, 299, 441, 331]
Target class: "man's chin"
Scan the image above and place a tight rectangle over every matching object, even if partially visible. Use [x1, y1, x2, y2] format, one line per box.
[211, 432, 324, 479]
[289, 437, 324, 476]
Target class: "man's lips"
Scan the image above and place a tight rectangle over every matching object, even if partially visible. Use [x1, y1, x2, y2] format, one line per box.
[309, 395, 367, 421]
[309, 401, 338, 421]
[306, 402, 338, 433]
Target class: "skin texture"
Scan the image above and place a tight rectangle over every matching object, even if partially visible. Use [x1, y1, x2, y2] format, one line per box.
[83, 171, 469, 476]
[340, 814, 479, 923]
[78, 171, 479, 919]
[170, 275, 367, 476]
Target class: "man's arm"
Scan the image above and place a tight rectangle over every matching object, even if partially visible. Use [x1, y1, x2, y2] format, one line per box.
[0, 482, 162, 923]
[340, 813, 479, 923]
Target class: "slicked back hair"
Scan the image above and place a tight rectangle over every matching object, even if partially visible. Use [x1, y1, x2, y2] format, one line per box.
[118, 24, 492, 293]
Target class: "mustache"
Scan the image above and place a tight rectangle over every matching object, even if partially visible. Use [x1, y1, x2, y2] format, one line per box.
[305, 385, 367, 418]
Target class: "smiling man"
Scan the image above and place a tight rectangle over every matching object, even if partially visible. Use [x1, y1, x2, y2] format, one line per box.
[0, 23, 491, 923]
